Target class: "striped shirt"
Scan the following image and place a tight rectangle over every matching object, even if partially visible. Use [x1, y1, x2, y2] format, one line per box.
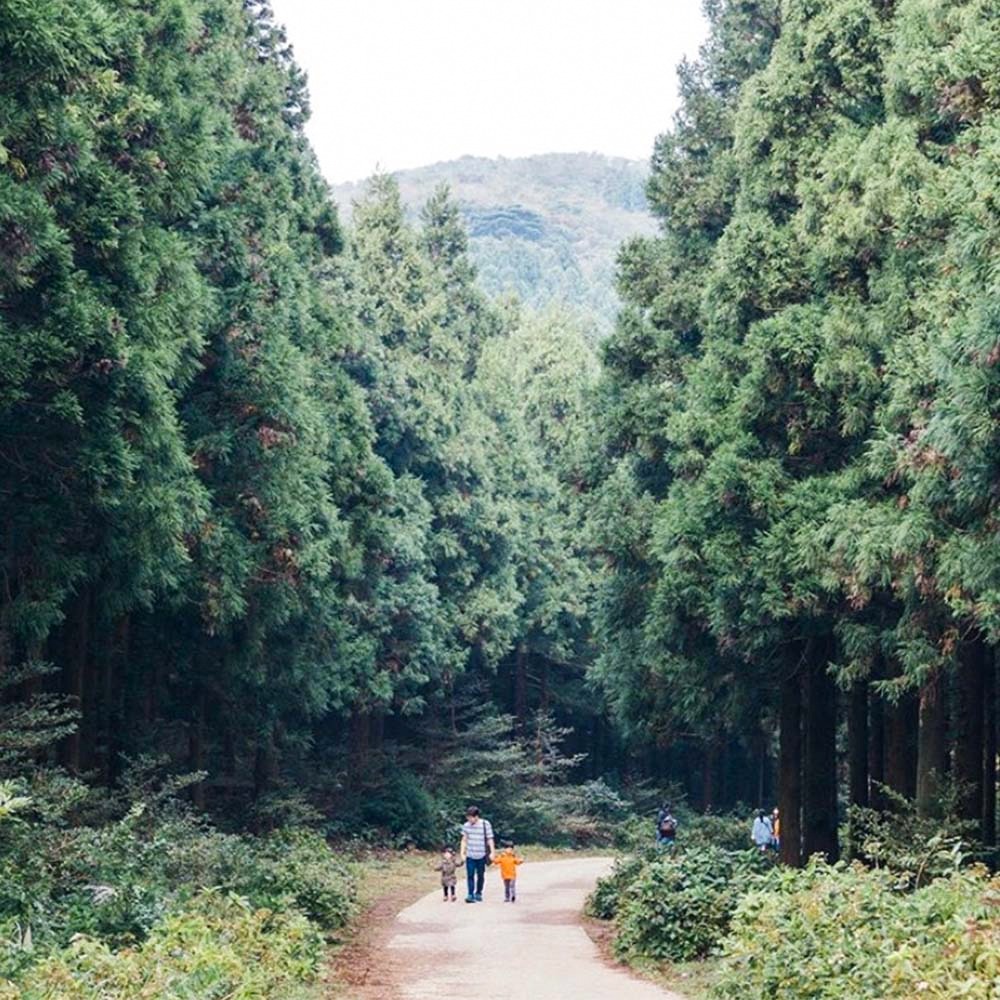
[461, 819, 494, 859]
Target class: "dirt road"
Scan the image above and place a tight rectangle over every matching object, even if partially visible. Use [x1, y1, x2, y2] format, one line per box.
[372, 856, 686, 1000]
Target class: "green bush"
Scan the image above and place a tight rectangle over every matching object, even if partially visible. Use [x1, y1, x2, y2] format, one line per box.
[846, 788, 980, 885]
[712, 859, 1000, 1000]
[612, 847, 772, 962]
[682, 814, 754, 853]
[233, 829, 358, 933]
[360, 770, 441, 848]
[5, 890, 323, 1000]
[586, 849, 653, 920]
[0, 778, 357, 986]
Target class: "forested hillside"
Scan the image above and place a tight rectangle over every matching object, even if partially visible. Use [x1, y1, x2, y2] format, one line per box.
[333, 153, 656, 336]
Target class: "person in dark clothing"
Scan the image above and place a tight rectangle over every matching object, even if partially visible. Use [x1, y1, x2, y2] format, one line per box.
[656, 803, 678, 847]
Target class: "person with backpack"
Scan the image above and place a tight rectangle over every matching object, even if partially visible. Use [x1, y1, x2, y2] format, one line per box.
[656, 803, 678, 847]
[459, 805, 495, 902]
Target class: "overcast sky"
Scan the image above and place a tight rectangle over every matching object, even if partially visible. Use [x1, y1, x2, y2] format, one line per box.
[270, 1, 709, 184]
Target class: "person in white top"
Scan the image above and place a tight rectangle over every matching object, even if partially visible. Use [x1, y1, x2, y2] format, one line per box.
[459, 805, 495, 902]
[752, 809, 774, 851]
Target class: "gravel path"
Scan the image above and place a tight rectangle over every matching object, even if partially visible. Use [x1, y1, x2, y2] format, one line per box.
[381, 856, 686, 1000]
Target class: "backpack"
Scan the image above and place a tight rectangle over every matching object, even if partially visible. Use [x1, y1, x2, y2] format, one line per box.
[659, 814, 677, 837]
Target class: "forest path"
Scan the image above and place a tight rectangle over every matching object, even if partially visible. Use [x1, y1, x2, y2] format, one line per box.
[353, 856, 685, 1000]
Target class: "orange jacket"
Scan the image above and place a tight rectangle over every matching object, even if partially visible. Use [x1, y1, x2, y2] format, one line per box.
[494, 853, 523, 879]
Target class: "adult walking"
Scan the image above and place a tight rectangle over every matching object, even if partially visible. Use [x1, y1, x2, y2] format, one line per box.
[459, 805, 495, 902]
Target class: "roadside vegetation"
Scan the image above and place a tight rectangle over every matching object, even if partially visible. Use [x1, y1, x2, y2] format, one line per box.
[589, 802, 999, 999]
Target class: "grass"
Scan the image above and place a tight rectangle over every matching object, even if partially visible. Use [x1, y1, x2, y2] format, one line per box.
[628, 957, 721, 999]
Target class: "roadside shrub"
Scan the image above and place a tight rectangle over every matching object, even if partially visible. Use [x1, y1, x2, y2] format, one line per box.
[586, 848, 655, 920]
[360, 770, 440, 848]
[8, 890, 323, 1000]
[606, 847, 772, 962]
[847, 787, 979, 884]
[0, 775, 356, 988]
[234, 829, 358, 933]
[712, 859, 1000, 1000]
[682, 813, 753, 853]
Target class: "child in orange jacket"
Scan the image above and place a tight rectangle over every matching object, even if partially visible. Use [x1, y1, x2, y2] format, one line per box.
[494, 842, 524, 902]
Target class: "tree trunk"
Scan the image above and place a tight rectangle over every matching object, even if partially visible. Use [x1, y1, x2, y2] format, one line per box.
[916, 670, 948, 817]
[955, 636, 987, 826]
[189, 686, 207, 810]
[702, 738, 720, 812]
[253, 728, 278, 810]
[848, 680, 869, 809]
[514, 641, 528, 728]
[885, 688, 918, 801]
[349, 709, 370, 789]
[869, 678, 886, 811]
[803, 642, 839, 862]
[61, 587, 90, 773]
[100, 614, 129, 786]
[779, 668, 803, 867]
[984, 651, 997, 852]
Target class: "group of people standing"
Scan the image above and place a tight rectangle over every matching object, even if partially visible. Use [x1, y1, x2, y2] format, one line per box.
[652, 803, 781, 854]
[752, 807, 780, 852]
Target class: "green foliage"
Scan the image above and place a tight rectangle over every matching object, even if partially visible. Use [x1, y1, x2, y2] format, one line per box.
[360, 771, 439, 849]
[586, 849, 652, 921]
[7, 890, 322, 1000]
[231, 829, 357, 933]
[612, 848, 771, 962]
[0, 755, 356, 987]
[847, 785, 979, 885]
[713, 860, 1000, 1000]
[680, 814, 755, 854]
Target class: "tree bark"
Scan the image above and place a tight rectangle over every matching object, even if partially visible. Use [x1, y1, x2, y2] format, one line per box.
[916, 670, 947, 817]
[514, 641, 528, 728]
[702, 737, 720, 812]
[848, 680, 869, 809]
[955, 636, 987, 826]
[803, 640, 839, 862]
[779, 667, 803, 867]
[189, 686, 207, 810]
[869, 676, 886, 811]
[885, 688, 918, 801]
[61, 587, 90, 773]
[983, 651, 997, 851]
[253, 728, 278, 813]
[348, 708, 371, 790]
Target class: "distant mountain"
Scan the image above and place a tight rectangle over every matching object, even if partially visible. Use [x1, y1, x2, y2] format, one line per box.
[332, 153, 657, 335]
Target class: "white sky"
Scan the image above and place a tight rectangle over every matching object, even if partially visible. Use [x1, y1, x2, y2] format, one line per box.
[270, 1, 709, 184]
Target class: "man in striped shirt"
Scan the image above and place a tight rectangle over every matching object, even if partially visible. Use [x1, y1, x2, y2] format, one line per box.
[459, 805, 495, 902]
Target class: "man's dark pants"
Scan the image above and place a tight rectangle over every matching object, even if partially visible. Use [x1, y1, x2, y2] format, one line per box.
[466, 856, 487, 897]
